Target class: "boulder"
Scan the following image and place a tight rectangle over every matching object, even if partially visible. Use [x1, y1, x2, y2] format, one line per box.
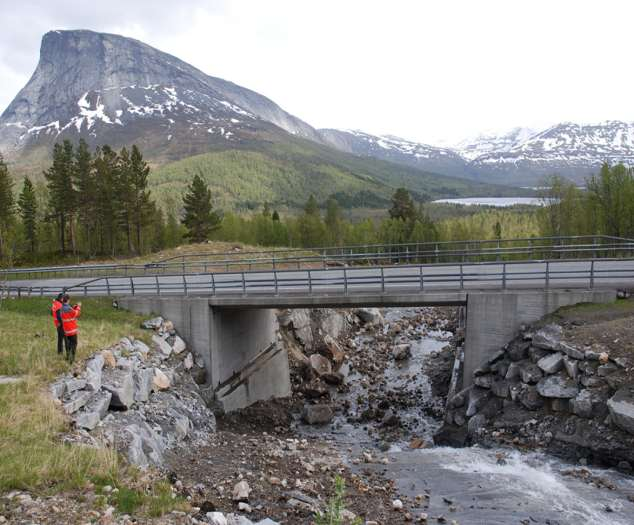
[152, 334, 172, 359]
[434, 424, 468, 447]
[505, 362, 521, 380]
[232, 481, 251, 502]
[132, 340, 150, 360]
[491, 379, 510, 399]
[597, 363, 619, 377]
[507, 340, 530, 362]
[49, 379, 66, 400]
[537, 352, 564, 374]
[550, 398, 570, 413]
[355, 308, 383, 326]
[529, 346, 550, 363]
[536, 373, 579, 399]
[102, 349, 117, 368]
[172, 335, 187, 354]
[563, 357, 579, 380]
[207, 513, 228, 525]
[490, 359, 510, 377]
[302, 404, 334, 425]
[321, 372, 344, 385]
[64, 378, 87, 394]
[520, 363, 543, 384]
[134, 367, 155, 402]
[557, 342, 585, 360]
[321, 334, 345, 364]
[63, 389, 93, 415]
[392, 343, 411, 361]
[102, 368, 135, 409]
[474, 374, 494, 389]
[153, 368, 171, 391]
[85, 354, 104, 391]
[141, 316, 164, 330]
[607, 386, 634, 435]
[580, 375, 606, 388]
[183, 352, 194, 370]
[466, 387, 490, 417]
[309, 354, 332, 376]
[467, 414, 487, 437]
[520, 385, 544, 410]
[532, 324, 563, 350]
[73, 391, 112, 430]
[571, 389, 608, 419]
[289, 309, 314, 349]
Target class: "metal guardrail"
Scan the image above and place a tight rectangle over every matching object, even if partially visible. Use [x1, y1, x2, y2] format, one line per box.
[4, 258, 634, 299]
[3, 236, 634, 281]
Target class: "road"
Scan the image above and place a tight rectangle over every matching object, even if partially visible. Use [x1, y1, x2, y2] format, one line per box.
[5, 259, 634, 304]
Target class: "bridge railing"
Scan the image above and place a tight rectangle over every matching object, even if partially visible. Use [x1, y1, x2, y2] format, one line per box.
[4, 257, 634, 299]
[3, 235, 634, 282]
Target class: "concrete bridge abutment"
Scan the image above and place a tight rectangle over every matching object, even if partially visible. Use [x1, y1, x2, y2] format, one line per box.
[117, 297, 291, 412]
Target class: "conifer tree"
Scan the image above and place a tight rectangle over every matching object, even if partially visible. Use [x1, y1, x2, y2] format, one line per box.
[389, 188, 416, 222]
[93, 145, 120, 255]
[44, 140, 76, 254]
[18, 177, 37, 254]
[73, 139, 97, 254]
[182, 174, 221, 243]
[117, 147, 135, 253]
[129, 145, 152, 253]
[0, 154, 15, 259]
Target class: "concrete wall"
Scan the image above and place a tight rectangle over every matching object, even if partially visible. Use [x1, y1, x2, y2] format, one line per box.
[463, 289, 616, 387]
[117, 297, 291, 412]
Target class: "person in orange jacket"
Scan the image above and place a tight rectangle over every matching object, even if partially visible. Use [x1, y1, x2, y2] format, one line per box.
[51, 292, 66, 356]
[60, 294, 82, 364]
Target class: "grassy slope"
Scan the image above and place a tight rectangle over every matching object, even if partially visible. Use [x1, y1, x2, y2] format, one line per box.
[0, 297, 186, 516]
[151, 135, 534, 211]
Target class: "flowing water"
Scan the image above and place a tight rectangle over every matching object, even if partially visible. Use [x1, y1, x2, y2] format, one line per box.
[300, 307, 634, 524]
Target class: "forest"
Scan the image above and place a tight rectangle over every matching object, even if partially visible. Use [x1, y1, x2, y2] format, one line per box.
[0, 140, 632, 267]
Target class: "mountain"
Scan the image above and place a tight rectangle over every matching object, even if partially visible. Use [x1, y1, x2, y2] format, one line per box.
[318, 129, 473, 179]
[319, 123, 634, 186]
[468, 121, 634, 184]
[0, 29, 526, 209]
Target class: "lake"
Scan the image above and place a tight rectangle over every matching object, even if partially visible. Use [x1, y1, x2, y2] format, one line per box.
[433, 197, 545, 207]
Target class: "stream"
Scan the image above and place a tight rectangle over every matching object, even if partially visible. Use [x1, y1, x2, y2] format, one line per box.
[300, 307, 634, 524]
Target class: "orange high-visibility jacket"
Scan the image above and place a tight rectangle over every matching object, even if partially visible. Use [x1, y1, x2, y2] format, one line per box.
[61, 304, 81, 336]
[52, 299, 63, 328]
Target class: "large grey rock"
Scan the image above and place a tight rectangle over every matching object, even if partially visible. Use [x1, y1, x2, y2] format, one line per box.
[102, 368, 135, 409]
[520, 363, 543, 384]
[171, 335, 187, 354]
[557, 342, 585, 360]
[73, 391, 112, 430]
[63, 389, 93, 415]
[491, 379, 510, 398]
[309, 354, 332, 376]
[152, 334, 172, 359]
[132, 339, 150, 359]
[563, 357, 579, 380]
[124, 422, 166, 467]
[302, 404, 333, 425]
[141, 317, 164, 330]
[529, 346, 550, 363]
[536, 374, 579, 399]
[466, 387, 491, 417]
[49, 379, 66, 400]
[507, 340, 530, 361]
[608, 386, 634, 435]
[532, 324, 563, 350]
[474, 374, 494, 389]
[571, 389, 608, 419]
[289, 309, 313, 348]
[537, 352, 564, 374]
[505, 362, 521, 380]
[85, 354, 104, 391]
[520, 385, 544, 410]
[597, 363, 619, 377]
[64, 378, 87, 394]
[134, 367, 154, 402]
[355, 308, 383, 326]
[467, 414, 487, 437]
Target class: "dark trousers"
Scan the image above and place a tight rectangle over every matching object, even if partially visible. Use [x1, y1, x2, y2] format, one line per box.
[66, 335, 77, 363]
[57, 326, 67, 355]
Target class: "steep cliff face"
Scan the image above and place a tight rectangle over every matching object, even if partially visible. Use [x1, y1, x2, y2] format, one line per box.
[0, 30, 322, 157]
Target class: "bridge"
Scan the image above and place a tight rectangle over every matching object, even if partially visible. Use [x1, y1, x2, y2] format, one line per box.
[3, 236, 633, 411]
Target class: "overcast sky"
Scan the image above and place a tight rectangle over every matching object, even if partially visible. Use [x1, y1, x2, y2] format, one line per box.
[1, 0, 632, 145]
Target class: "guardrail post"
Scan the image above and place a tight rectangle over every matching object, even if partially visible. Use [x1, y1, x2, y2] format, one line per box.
[308, 270, 312, 293]
[242, 272, 246, 296]
[130, 276, 135, 296]
[210, 273, 216, 295]
[343, 268, 348, 295]
[502, 263, 507, 289]
[590, 260, 595, 288]
[155, 275, 160, 296]
[460, 264, 464, 289]
[381, 267, 385, 293]
[183, 275, 188, 295]
[545, 261, 550, 289]
[274, 271, 279, 296]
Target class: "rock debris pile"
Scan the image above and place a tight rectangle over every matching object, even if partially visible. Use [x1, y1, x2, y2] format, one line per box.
[439, 322, 634, 468]
[49, 316, 215, 468]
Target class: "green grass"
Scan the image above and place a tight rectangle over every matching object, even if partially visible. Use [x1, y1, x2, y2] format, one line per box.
[0, 297, 187, 518]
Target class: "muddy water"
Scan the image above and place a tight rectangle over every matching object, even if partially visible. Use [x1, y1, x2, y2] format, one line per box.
[300, 307, 634, 524]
